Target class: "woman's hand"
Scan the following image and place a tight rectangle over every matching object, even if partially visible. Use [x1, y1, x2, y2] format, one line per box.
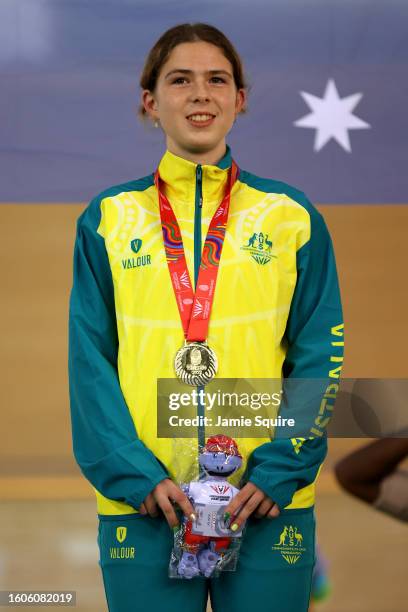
[139, 478, 196, 529]
[222, 482, 280, 532]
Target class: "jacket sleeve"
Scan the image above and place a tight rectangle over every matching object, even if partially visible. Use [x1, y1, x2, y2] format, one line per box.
[245, 202, 344, 509]
[68, 197, 168, 509]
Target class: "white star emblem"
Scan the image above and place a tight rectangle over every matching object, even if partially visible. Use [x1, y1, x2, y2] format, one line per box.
[294, 79, 371, 152]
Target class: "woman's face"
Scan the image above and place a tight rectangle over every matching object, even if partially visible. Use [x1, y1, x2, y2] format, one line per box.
[143, 41, 246, 163]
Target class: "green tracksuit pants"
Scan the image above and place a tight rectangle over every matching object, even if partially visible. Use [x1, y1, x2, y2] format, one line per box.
[98, 507, 315, 612]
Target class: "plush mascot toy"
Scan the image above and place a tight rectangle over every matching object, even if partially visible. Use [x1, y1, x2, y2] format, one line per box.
[177, 434, 243, 578]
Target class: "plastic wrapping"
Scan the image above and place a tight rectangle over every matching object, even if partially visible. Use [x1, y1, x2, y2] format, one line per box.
[169, 434, 245, 579]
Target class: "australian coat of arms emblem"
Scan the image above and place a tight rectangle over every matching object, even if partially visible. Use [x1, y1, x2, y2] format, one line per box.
[271, 525, 306, 565]
[241, 232, 275, 265]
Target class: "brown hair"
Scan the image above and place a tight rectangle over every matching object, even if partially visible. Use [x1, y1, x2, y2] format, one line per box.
[138, 23, 249, 121]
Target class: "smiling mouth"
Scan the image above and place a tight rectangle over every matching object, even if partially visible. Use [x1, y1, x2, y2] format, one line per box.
[186, 113, 216, 126]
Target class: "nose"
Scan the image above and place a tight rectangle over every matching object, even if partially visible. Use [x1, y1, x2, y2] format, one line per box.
[190, 78, 211, 103]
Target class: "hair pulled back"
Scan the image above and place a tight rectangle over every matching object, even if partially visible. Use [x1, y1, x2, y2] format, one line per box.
[138, 23, 249, 121]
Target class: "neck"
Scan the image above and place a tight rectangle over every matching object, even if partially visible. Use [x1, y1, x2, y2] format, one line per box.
[166, 140, 227, 166]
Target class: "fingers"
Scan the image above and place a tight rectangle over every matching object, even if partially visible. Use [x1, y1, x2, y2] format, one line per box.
[267, 503, 280, 518]
[154, 491, 181, 528]
[228, 489, 265, 532]
[223, 483, 280, 529]
[142, 479, 279, 532]
[168, 484, 196, 522]
[144, 493, 159, 517]
[148, 479, 196, 529]
[253, 499, 280, 519]
[223, 482, 258, 524]
[253, 497, 275, 518]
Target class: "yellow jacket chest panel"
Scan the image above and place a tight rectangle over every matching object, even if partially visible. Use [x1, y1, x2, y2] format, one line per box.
[97, 179, 309, 490]
[73, 148, 342, 516]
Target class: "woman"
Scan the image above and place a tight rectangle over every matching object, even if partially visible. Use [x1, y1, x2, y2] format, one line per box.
[68, 22, 344, 612]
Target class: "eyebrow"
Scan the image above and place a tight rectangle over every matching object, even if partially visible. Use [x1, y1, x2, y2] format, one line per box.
[164, 69, 232, 80]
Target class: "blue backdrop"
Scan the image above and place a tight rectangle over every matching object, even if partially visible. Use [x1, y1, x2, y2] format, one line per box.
[1, 0, 407, 203]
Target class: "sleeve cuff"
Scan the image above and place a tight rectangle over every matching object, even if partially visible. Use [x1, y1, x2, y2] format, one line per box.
[248, 472, 298, 510]
[125, 473, 168, 510]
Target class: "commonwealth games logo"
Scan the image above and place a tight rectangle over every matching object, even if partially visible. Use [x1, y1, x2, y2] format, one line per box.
[271, 525, 306, 565]
[241, 232, 276, 265]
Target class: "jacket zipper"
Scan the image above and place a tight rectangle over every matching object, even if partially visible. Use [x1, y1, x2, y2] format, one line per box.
[194, 164, 205, 465]
[194, 164, 203, 284]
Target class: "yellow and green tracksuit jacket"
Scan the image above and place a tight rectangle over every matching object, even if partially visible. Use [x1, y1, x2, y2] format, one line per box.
[68, 145, 344, 516]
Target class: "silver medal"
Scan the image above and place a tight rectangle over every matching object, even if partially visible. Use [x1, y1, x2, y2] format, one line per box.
[174, 342, 218, 386]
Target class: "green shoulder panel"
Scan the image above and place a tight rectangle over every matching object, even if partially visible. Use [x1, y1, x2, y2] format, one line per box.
[238, 169, 316, 218]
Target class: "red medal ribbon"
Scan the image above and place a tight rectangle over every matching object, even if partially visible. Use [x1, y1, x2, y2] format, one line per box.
[155, 160, 239, 343]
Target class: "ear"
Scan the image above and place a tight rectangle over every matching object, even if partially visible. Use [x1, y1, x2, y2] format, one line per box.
[235, 88, 247, 115]
[142, 90, 159, 121]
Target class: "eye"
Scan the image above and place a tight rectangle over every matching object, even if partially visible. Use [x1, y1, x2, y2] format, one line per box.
[171, 76, 226, 85]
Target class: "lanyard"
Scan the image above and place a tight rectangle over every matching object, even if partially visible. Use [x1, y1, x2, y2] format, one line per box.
[154, 160, 239, 343]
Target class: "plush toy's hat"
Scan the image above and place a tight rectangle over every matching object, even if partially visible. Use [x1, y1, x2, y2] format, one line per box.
[204, 434, 242, 458]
